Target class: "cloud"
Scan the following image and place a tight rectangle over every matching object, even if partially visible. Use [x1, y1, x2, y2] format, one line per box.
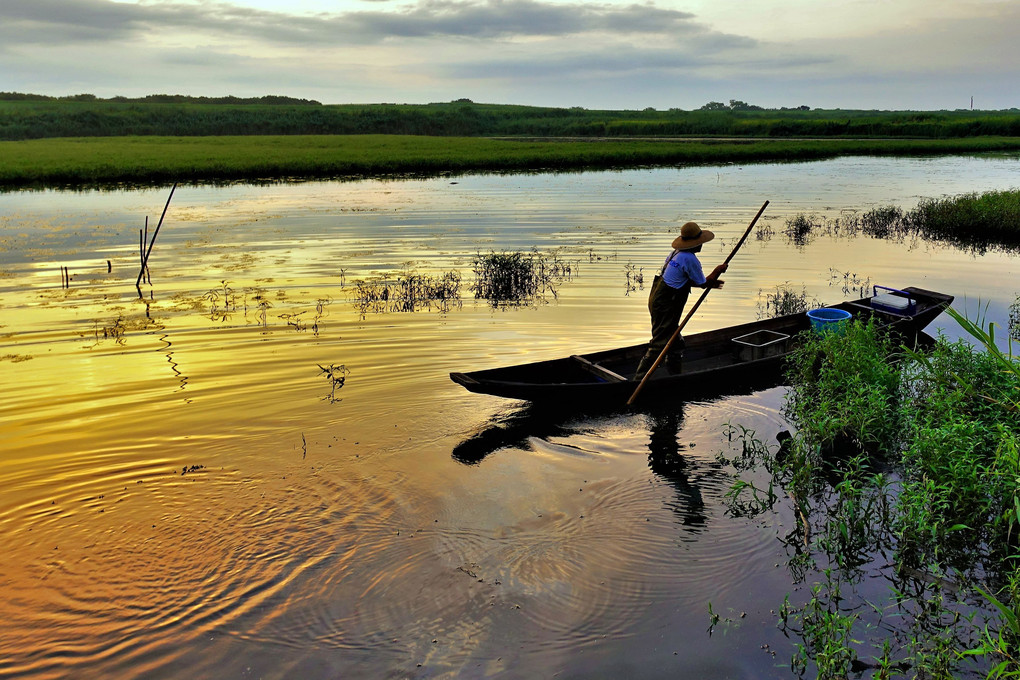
[0, 0, 707, 47]
[1, 0, 1017, 109]
[442, 42, 831, 81]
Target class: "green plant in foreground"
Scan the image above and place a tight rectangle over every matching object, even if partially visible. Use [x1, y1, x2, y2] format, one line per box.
[785, 570, 860, 679]
[966, 579, 1020, 678]
[760, 305, 1020, 679]
[783, 318, 901, 459]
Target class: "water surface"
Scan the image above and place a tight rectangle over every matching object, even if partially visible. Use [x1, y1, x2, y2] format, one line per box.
[1, 155, 1018, 679]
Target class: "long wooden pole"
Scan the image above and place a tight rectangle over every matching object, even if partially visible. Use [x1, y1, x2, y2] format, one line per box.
[627, 200, 769, 406]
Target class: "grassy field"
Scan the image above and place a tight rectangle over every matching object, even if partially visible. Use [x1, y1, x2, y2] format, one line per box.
[4, 134, 1020, 188]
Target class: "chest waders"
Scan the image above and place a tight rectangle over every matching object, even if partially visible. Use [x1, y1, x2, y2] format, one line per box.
[634, 251, 691, 380]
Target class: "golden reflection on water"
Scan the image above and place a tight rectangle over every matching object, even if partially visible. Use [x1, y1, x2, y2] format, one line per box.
[1, 157, 1019, 678]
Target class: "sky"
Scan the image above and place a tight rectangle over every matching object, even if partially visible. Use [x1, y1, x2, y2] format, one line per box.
[1, 0, 1018, 110]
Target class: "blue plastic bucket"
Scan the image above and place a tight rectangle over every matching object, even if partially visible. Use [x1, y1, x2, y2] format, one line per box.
[806, 308, 852, 335]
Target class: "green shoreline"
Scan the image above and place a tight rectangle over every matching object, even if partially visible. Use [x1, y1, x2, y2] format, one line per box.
[3, 134, 1020, 189]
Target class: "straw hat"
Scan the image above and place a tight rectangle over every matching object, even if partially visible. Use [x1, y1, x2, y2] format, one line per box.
[671, 221, 715, 250]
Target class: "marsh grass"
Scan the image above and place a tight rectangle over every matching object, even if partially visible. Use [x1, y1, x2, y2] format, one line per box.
[785, 190, 1020, 253]
[722, 312, 1020, 678]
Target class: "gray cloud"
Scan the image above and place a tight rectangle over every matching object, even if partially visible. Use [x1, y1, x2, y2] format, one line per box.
[2, 0, 1017, 110]
[0, 0, 705, 47]
[437, 33, 828, 81]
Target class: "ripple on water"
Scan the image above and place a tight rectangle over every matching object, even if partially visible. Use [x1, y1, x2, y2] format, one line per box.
[0, 453, 415, 679]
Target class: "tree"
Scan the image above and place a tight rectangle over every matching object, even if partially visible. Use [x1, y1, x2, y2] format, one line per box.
[728, 99, 763, 111]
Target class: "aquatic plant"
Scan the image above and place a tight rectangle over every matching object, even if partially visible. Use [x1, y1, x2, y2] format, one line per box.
[859, 205, 906, 239]
[351, 268, 462, 316]
[470, 250, 574, 308]
[243, 286, 272, 327]
[786, 190, 1020, 255]
[720, 308, 1020, 679]
[783, 318, 902, 458]
[318, 363, 350, 404]
[783, 214, 821, 246]
[203, 280, 235, 320]
[906, 190, 1020, 251]
[623, 262, 643, 295]
[827, 269, 871, 298]
[755, 283, 818, 319]
[754, 221, 775, 241]
[1009, 294, 1020, 342]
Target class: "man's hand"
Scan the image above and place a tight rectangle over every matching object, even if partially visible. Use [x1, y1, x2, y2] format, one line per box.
[706, 262, 728, 288]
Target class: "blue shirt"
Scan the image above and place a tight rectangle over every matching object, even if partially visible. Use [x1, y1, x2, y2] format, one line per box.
[662, 250, 706, 290]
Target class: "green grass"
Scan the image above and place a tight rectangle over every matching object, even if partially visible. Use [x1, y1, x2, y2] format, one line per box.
[4, 134, 1020, 188]
[760, 312, 1020, 678]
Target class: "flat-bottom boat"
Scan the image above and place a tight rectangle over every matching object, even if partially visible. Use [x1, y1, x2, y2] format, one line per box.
[450, 286, 954, 404]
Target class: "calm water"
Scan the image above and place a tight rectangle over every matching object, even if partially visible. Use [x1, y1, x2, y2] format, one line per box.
[1, 155, 1018, 679]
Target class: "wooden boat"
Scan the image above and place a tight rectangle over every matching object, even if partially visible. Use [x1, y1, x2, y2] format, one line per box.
[450, 286, 954, 404]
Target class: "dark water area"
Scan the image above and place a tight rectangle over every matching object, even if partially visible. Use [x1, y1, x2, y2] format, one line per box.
[1, 155, 1018, 679]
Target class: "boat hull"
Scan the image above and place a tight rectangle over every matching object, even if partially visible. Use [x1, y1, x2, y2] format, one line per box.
[450, 286, 953, 404]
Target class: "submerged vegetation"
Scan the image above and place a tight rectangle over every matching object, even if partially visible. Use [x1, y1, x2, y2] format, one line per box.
[724, 312, 1020, 678]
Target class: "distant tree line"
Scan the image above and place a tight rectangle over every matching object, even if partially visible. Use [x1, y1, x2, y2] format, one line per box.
[1, 93, 1019, 141]
[0, 92, 320, 105]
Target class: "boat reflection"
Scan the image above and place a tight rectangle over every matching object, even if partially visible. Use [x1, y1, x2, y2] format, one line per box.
[452, 402, 708, 527]
[451, 403, 576, 465]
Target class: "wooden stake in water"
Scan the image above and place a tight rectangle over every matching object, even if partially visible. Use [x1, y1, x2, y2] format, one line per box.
[626, 200, 770, 406]
[136, 183, 177, 296]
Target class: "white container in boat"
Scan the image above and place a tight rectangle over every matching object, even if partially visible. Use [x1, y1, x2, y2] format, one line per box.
[731, 329, 791, 361]
[871, 293, 911, 313]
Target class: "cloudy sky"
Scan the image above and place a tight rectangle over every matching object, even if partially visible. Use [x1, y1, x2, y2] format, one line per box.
[2, 0, 1018, 110]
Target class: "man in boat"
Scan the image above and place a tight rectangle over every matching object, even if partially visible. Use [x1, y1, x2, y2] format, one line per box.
[634, 221, 727, 380]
